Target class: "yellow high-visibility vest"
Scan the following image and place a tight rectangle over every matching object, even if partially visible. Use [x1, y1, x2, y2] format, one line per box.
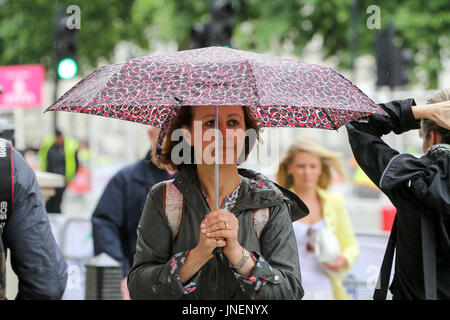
[38, 135, 79, 182]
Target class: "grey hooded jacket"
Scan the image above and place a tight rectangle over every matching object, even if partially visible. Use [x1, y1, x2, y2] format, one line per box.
[128, 165, 308, 300]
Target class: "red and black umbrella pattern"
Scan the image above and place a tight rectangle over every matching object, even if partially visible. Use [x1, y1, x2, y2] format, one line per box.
[47, 46, 383, 133]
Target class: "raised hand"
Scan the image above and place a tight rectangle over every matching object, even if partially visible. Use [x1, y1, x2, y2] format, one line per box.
[413, 100, 450, 130]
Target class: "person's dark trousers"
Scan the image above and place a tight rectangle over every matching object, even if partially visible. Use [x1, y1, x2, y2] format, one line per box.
[45, 186, 66, 214]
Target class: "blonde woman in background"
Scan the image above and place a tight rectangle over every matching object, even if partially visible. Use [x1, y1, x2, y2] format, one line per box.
[276, 137, 359, 300]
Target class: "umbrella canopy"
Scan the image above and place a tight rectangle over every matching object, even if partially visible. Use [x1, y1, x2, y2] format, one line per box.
[46, 46, 384, 132]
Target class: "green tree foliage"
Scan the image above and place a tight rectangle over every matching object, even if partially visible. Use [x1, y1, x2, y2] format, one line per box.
[1, 0, 449, 88]
[0, 0, 148, 75]
[134, 0, 450, 88]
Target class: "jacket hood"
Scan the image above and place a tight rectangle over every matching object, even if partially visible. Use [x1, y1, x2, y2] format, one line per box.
[237, 168, 309, 221]
[380, 153, 449, 214]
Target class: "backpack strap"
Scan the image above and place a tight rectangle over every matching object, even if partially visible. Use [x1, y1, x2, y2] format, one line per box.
[421, 211, 437, 299]
[162, 181, 184, 240]
[374, 212, 438, 300]
[162, 180, 271, 241]
[373, 216, 397, 300]
[0, 139, 13, 230]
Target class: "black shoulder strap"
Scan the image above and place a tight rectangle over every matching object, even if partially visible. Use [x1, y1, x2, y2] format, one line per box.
[373, 212, 438, 300]
[421, 212, 437, 299]
[0, 139, 13, 227]
[373, 216, 397, 300]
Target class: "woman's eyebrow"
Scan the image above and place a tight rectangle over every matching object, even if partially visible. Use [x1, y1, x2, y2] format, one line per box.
[201, 113, 243, 120]
[201, 114, 215, 120]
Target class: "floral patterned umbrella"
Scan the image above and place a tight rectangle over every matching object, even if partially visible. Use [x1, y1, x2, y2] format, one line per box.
[46, 46, 385, 208]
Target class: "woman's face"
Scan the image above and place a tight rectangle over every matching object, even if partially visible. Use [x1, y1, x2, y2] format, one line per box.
[287, 151, 322, 190]
[188, 105, 247, 165]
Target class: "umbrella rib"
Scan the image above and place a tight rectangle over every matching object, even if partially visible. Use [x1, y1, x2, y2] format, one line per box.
[227, 49, 261, 106]
[243, 59, 261, 106]
[322, 108, 338, 131]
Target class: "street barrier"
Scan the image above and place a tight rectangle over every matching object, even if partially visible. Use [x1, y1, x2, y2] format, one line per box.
[343, 231, 393, 300]
[48, 214, 93, 300]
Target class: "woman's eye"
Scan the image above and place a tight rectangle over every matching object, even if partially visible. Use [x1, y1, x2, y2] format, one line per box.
[203, 119, 240, 127]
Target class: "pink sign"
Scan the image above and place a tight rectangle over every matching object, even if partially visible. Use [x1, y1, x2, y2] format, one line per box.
[0, 64, 45, 109]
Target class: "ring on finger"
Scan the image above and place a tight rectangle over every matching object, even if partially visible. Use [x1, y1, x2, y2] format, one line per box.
[224, 220, 230, 229]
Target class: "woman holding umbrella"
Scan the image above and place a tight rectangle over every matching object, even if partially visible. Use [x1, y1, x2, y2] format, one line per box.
[127, 104, 309, 300]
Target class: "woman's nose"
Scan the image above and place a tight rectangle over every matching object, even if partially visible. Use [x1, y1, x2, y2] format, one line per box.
[217, 121, 230, 135]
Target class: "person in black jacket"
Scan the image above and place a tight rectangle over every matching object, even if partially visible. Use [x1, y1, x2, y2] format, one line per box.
[91, 128, 174, 299]
[345, 89, 450, 300]
[0, 139, 67, 300]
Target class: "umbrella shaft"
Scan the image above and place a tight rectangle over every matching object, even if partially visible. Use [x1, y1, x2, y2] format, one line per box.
[215, 105, 219, 209]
